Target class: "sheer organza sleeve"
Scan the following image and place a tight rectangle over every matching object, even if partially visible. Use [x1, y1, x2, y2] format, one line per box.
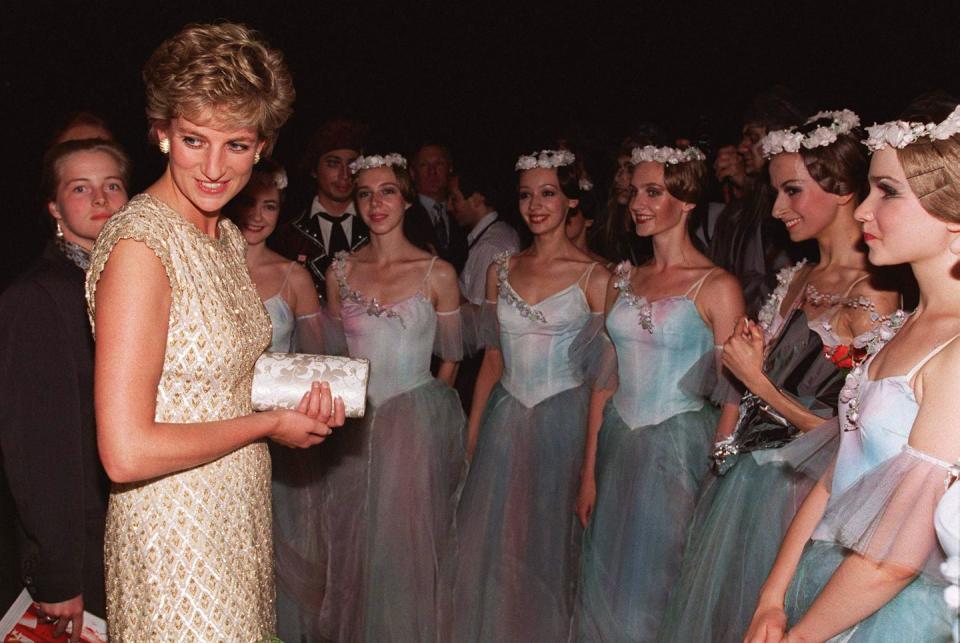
[568, 312, 618, 392]
[319, 307, 349, 356]
[812, 445, 959, 579]
[292, 311, 325, 354]
[434, 308, 464, 362]
[476, 299, 501, 351]
[460, 302, 482, 357]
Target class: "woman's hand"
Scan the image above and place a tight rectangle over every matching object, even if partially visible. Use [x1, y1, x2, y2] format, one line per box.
[37, 594, 84, 643]
[743, 603, 788, 643]
[723, 317, 766, 390]
[575, 474, 597, 528]
[269, 382, 345, 448]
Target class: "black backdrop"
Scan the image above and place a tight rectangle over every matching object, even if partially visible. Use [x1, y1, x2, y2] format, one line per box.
[0, 0, 959, 611]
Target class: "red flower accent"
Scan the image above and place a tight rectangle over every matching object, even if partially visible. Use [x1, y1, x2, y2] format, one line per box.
[824, 343, 866, 370]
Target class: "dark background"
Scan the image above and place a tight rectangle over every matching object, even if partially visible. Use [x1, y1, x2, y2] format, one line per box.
[0, 0, 958, 610]
[1, 0, 958, 282]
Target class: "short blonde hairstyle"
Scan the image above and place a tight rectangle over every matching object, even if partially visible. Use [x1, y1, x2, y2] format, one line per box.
[142, 22, 295, 153]
[897, 136, 960, 224]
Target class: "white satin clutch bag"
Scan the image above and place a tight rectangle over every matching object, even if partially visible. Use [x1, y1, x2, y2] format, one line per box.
[252, 352, 369, 418]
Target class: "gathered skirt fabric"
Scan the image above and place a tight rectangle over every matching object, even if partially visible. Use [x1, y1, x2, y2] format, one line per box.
[786, 540, 953, 642]
[574, 401, 717, 642]
[452, 382, 589, 643]
[312, 378, 465, 643]
[659, 422, 839, 643]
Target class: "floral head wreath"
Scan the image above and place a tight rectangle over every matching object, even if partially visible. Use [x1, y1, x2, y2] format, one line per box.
[515, 149, 575, 171]
[863, 104, 960, 152]
[761, 109, 861, 158]
[348, 153, 408, 175]
[270, 167, 288, 190]
[630, 145, 706, 165]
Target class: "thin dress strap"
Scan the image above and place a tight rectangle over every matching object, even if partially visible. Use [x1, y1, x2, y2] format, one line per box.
[420, 255, 440, 298]
[683, 267, 718, 302]
[842, 273, 871, 297]
[578, 262, 599, 289]
[277, 260, 297, 296]
[905, 334, 960, 381]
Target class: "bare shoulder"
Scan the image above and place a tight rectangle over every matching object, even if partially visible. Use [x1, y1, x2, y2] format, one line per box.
[701, 268, 743, 300]
[428, 257, 458, 287]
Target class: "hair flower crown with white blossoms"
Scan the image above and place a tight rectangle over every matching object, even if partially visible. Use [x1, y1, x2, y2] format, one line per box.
[761, 109, 861, 158]
[515, 149, 575, 171]
[348, 153, 408, 175]
[630, 145, 706, 166]
[272, 167, 288, 190]
[863, 104, 960, 152]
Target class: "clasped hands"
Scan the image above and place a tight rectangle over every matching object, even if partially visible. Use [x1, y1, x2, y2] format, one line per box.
[722, 316, 766, 391]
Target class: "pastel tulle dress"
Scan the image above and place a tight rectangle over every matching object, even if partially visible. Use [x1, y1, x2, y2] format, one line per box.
[85, 195, 275, 640]
[784, 337, 959, 642]
[660, 262, 877, 643]
[258, 261, 330, 643]
[574, 264, 728, 642]
[452, 253, 612, 643]
[309, 253, 466, 642]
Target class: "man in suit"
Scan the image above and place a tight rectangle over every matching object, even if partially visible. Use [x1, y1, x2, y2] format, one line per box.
[272, 119, 370, 291]
[410, 141, 468, 272]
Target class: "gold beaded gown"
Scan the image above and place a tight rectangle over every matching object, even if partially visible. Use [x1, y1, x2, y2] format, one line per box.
[86, 194, 274, 641]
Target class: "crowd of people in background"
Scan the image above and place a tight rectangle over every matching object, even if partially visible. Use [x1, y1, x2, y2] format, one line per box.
[1, 20, 958, 643]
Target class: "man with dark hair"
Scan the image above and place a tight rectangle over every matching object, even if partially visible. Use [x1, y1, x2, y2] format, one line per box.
[447, 164, 519, 411]
[273, 119, 370, 290]
[447, 166, 519, 305]
[410, 142, 468, 271]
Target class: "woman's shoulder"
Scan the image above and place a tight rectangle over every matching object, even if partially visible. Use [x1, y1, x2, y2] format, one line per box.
[97, 194, 177, 241]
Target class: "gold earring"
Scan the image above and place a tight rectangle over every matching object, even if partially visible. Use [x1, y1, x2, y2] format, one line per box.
[254, 152, 261, 164]
[158, 138, 170, 154]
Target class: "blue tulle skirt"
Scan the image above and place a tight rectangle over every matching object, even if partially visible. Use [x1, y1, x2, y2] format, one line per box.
[787, 540, 953, 642]
[659, 421, 839, 643]
[299, 379, 465, 642]
[574, 401, 716, 642]
[452, 382, 589, 642]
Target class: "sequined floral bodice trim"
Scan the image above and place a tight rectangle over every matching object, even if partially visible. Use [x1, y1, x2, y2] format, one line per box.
[613, 261, 653, 332]
[839, 310, 908, 432]
[333, 251, 410, 328]
[804, 283, 876, 313]
[495, 252, 547, 323]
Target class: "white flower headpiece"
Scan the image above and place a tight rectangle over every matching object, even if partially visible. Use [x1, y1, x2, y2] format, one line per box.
[515, 149, 575, 171]
[863, 104, 960, 152]
[349, 153, 408, 175]
[761, 109, 861, 158]
[630, 145, 706, 166]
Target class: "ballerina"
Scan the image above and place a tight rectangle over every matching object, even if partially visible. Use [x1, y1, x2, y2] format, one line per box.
[745, 100, 960, 643]
[572, 143, 744, 642]
[452, 149, 612, 642]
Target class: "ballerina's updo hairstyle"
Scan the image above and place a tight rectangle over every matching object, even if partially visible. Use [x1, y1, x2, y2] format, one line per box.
[893, 96, 960, 224]
[142, 22, 295, 154]
[662, 156, 709, 205]
[794, 117, 868, 200]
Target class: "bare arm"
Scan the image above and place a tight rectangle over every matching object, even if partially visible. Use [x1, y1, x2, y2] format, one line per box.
[744, 478, 832, 643]
[431, 259, 462, 387]
[575, 276, 620, 526]
[724, 318, 828, 433]
[703, 271, 746, 441]
[290, 263, 322, 316]
[785, 341, 960, 641]
[95, 240, 340, 483]
[466, 263, 504, 460]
